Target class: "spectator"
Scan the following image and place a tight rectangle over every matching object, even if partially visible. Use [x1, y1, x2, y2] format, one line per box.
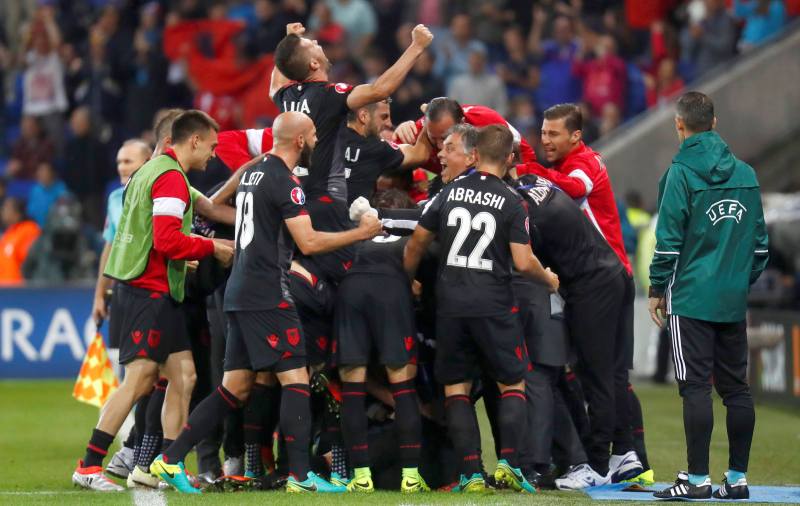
[60, 106, 110, 228]
[572, 35, 628, 117]
[433, 13, 488, 82]
[681, 0, 738, 78]
[124, 10, 168, 138]
[362, 49, 388, 84]
[26, 161, 68, 227]
[462, 0, 515, 55]
[734, 0, 787, 51]
[71, 27, 125, 136]
[0, 197, 41, 285]
[496, 26, 540, 99]
[598, 102, 622, 137]
[324, 0, 378, 56]
[447, 46, 508, 116]
[21, 6, 68, 153]
[645, 57, 684, 107]
[508, 95, 539, 138]
[308, 2, 345, 46]
[7, 116, 56, 180]
[248, 0, 290, 54]
[530, 14, 582, 110]
[392, 49, 445, 123]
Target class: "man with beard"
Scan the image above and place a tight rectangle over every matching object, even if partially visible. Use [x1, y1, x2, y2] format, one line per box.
[338, 99, 431, 206]
[150, 112, 383, 494]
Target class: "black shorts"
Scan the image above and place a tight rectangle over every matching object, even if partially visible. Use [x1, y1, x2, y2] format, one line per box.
[288, 270, 333, 366]
[224, 307, 307, 373]
[115, 284, 191, 365]
[435, 311, 527, 386]
[334, 274, 417, 367]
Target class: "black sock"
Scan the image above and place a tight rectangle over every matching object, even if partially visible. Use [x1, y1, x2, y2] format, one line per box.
[445, 395, 481, 476]
[223, 408, 245, 459]
[161, 438, 174, 454]
[163, 385, 240, 464]
[243, 383, 271, 476]
[136, 433, 163, 469]
[629, 387, 650, 470]
[281, 383, 312, 479]
[262, 384, 281, 443]
[341, 382, 369, 469]
[123, 428, 137, 450]
[331, 444, 348, 477]
[132, 394, 150, 464]
[83, 429, 115, 468]
[498, 389, 526, 468]
[146, 379, 167, 435]
[390, 379, 421, 469]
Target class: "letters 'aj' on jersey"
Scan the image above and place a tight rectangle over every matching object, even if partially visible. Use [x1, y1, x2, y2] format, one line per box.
[335, 126, 405, 206]
[224, 154, 308, 312]
[519, 142, 632, 275]
[419, 171, 530, 317]
[272, 81, 354, 200]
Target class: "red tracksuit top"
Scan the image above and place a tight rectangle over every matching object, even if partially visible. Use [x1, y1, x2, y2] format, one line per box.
[520, 142, 632, 275]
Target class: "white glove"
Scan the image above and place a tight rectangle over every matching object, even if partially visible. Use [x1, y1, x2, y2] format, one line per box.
[349, 196, 377, 222]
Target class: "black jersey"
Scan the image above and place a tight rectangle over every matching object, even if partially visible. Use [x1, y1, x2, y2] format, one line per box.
[419, 171, 530, 317]
[273, 81, 353, 200]
[224, 154, 308, 311]
[348, 234, 409, 279]
[335, 126, 405, 206]
[516, 174, 623, 293]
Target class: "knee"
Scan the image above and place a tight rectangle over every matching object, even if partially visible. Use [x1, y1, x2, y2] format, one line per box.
[717, 383, 752, 407]
[677, 379, 712, 399]
[182, 368, 197, 394]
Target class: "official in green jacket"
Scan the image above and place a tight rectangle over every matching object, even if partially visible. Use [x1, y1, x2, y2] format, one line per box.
[649, 92, 768, 501]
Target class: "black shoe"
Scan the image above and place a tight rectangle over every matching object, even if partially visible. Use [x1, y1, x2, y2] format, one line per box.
[653, 472, 711, 500]
[713, 475, 749, 500]
[520, 466, 543, 489]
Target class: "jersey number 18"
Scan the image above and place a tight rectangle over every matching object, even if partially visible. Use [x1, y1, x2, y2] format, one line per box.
[234, 192, 254, 250]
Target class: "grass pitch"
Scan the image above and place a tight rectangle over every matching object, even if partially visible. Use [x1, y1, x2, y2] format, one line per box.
[0, 380, 798, 505]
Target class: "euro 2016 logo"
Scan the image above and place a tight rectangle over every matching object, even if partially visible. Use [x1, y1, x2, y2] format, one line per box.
[706, 199, 746, 225]
[290, 186, 306, 205]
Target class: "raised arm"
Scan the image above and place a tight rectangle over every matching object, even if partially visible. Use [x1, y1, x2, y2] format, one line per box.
[346, 24, 433, 110]
[269, 23, 306, 99]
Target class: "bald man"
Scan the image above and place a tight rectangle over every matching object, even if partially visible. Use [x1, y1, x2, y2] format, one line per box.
[151, 112, 383, 494]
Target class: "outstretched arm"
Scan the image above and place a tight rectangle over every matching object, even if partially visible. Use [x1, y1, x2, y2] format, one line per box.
[403, 225, 435, 280]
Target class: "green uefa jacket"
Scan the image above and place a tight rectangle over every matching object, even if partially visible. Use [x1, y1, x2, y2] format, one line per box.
[104, 154, 195, 302]
[649, 131, 769, 323]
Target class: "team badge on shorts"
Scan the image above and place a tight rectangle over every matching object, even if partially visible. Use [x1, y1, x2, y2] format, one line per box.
[290, 187, 306, 205]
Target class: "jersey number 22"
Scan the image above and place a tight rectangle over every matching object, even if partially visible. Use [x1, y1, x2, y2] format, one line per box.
[446, 207, 495, 270]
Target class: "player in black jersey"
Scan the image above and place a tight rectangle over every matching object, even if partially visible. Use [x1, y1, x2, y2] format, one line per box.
[333, 190, 430, 493]
[152, 112, 382, 494]
[268, 22, 432, 283]
[404, 125, 558, 494]
[338, 99, 431, 206]
[514, 174, 647, 489]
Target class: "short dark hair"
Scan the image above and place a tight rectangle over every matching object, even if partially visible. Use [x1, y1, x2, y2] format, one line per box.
[171, 110, 220, 144]
[446, 123, 478, 154]
[372, 188, 416, 209]
[476, 124, 514, 165]
[346, 98, 391, 123]
[274, 34, 310, 82]
[153, 108, 184, 141]
[676, 91, 714, 133]
[543, 103, 582, 133]
[425, 97, 464, 123]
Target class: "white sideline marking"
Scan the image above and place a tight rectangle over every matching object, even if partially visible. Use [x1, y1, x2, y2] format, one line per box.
[133, 488, 167, 506]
